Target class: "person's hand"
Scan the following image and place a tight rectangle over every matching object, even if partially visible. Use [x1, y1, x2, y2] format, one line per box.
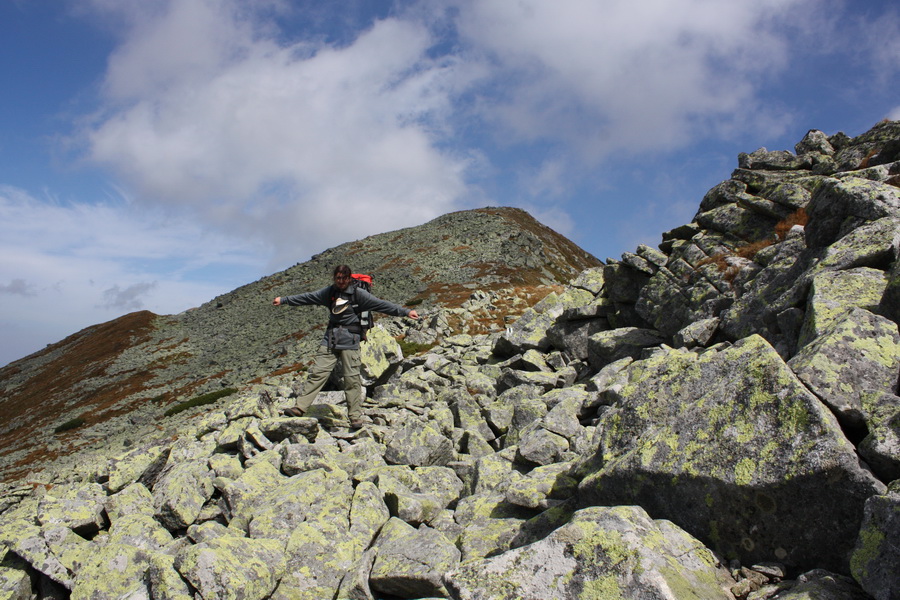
[272, 297, 282, 306]
[408, 310, 419, 319]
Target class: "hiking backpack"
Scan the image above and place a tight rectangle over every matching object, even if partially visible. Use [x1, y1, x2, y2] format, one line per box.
[332, 273, 375, 340]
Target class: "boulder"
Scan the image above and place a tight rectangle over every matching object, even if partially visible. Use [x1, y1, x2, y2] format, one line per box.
[444, 505, 734, 600]
[577, 335, 885, 574]
[796, 268, 888, 349]
[776, 570, 871, 600]
[106, 443, 170, 493]
[858, 402, 900, 482]
[105, 482, 155, 522]
[851, 488, 900, 600]
[881, 258, 900, 325]
[805, 177, 900, 248]
[384, 414, 455, 467]
[174, 535, 286, 600]
[505, 462, 578, 509]
[247, 468, 354, 541]
[152, 460, 215, 531]
[789, 307, 900, 430]
[36, 483, 106, 537]
[454, 493, 531, 562]
[360, 325, 403, 383]
[369, 518, 460, 599]
[587, 327, 666, 369]
[0, 550, 32, 600]
[274, 520, 357, 600]
[72, 543, 159, 599]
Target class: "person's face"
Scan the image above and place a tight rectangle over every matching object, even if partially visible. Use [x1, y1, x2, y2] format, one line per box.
[333, 272, 351, 291]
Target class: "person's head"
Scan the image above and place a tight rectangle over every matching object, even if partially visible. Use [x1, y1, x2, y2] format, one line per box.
[333, 265, 352, 291]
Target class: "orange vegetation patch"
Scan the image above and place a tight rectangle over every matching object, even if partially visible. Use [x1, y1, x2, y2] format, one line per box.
[0, 311, 160, 481]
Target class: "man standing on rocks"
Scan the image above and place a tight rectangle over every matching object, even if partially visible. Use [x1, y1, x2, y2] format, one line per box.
[272, 264, 419, 428]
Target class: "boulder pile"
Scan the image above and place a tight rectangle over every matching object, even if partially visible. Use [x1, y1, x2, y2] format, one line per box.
[1, 120, 899, 599]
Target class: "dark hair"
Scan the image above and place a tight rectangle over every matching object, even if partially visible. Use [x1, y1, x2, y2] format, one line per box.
[333, 265, 351, 278]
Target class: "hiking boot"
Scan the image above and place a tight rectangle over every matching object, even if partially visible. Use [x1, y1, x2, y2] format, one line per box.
[282, 406, 306, 418]
[349, 418, 364, 430]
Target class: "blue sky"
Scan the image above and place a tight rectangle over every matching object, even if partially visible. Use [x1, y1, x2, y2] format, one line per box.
[1, 0, 898, 367]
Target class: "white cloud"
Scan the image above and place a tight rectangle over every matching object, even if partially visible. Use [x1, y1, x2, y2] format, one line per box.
[453, 0, 814, 158]
[80, 1, 475, 266]
[0, 185, 265, 365]
[889, 106, 900, 121]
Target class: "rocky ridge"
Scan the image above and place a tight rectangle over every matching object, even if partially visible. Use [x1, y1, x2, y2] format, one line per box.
[0, 121, 899, 599]
[0, 207, 599, 483]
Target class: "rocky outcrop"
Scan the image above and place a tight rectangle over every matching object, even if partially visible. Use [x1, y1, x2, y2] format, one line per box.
[1, 121, 899, 599]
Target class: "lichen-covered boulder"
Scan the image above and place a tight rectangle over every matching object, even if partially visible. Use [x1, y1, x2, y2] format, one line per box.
[174, 535, 286, 600]
[216, 459, 284, 524]
[152, 460, 215, 531]
[258, 416, 319, 444]
[881, 258, 900, 326]
[348, 481, 391, 553]
[273, 520, 357, 600]
[106, 443, 170, 493]
[851, 488, 900, 600]
[577, 335, 885, 574]
[0, 549, 32, 600]
[384, 414, 455, 467]
[454, 494, 532, 562]
[9, 521, 76, 590]
[858, 401, 900, 482]
[587, 327, 666, 369]
[775, 570, 871, 600]
[71, 543, 158, 600]
[247, 467, 354, 541]
[818, 216, 899, 271]
[796, 268, 888, 348]
[444, 505, 734, 600]
[505, 462, 577, 509]
[105, 481, 155, 522]
[361, 325, 403, 383]
[148, 552, 194, 600]
[493, 288, 594, 357]
[789, 307, 900, 429]
[369, 518, 460, 599]
[515, 428, 569, 467]
[804, 177, 900, 248]
[36, 483, 107, 537]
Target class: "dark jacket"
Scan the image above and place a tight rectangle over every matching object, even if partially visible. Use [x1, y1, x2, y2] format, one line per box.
[279, 284, 411, 350]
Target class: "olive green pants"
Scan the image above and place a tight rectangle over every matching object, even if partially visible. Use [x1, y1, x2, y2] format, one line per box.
[294, 345, 362, 419]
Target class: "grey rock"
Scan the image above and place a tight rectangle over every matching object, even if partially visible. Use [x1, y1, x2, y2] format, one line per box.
[515, 428, 569, 467]
[36, 483, 106, 537]
[105, 482, 155, 523]
[258, 416, 319, 443]
[384, 414, 455, 467]
[851, 488, 900, 600]
[858, 404, 900, 482]
[789, 308, 900, 430]
[881, 258, 900, 325]
[673, 317, 720, 349]
[369, 518, 460, 599]
[578, 335, 885, 574]
[796, 130, 836, 156]
[587, 327, 666, 369]
[445, 505, 734, 600]
[0, 550, 33, 600]
[152, 460, 215, 531]
[106, 443, 171, 494]
[174, 535, 286, 600]
[805, 177, 900, 248]
[796, 268, 888, 349]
